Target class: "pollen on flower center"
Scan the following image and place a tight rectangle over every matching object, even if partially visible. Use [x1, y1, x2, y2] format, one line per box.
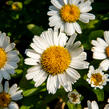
[0, 92, 11, 107]
[105, 46, 109, 57]
[60, 4, 80, 22]
[90, 73, 103, 86]
[70, 93, 78, 102]
[0, 48, 7, 69]
[41, 46, 71, 75]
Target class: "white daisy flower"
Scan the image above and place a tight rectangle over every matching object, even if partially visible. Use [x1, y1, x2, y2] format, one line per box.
[0, 32, 20, 82]
[47, 0, 95, 35]
[24, 29, 89, 94]
[87, 66, 109, 89]
[68, 90, 81, 104]
[91, 31, 109, 71]
[84, 100, 99, 109]
[0, 81, 23, 109]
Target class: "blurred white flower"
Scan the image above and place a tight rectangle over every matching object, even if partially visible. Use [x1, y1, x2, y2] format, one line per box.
[68, 90, 81, 104]
[0, 32, 20, 82]
[84, 100, 99, 109]
[91, 31, 109, 71]
[0, 81, 23, 109]
[87, 66, 109, 89]
[25, 29, 89, 94]
[47, 0, 95, 35]
[104, 104, 109, 109]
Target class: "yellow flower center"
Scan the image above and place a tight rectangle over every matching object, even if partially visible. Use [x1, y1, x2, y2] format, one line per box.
[41, 46, 71, 75]
[0, 92, 11, 107]
[0, 48, 7, 69]
[90, 73, 103, 86]
[105, 46, 109, 57]
[70, 93, 78, 102]
[60, 4, 80, 22]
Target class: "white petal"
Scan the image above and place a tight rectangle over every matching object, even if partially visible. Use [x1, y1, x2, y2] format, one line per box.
[104, 104, 109, 109]
[93, 52, 106, 60]
[49, 5, 58, 11]
[58, 73, 67, 87]
[79, 6, 92, 13]
[51, 0, 62, 9]
[58, 32, 68, 46]
[53, 30, 59, 46]
[66, 68, 80, 81]
[1, 70, 11, 80]
[70, 59, 89, 69]
[80, 13, 95, 20]
[104, 31, 109, 45]
[7, 62, 18, 69]
[24, 58, 39, 65]
[5, 43, 15, 52]
[4, 81, 9, 93]
[30, 43, 44, 54]
[47, 75, 59, 94]
[26, 66, 41, 80]
[63, 0, 68, 4]
[79, 15, 89, 23]
[66, 33, 77, 48]
[91, 46, 105, 53]
[49, 15, 62, 28]
[69, 0, 81, 5]
[25, 49, 40, 60]
[34, 70, 48, 87]
[87, 100, 92, 109]
[0, 83, 3, 93]
[91, 101, 99, 109]
[9, 84, 18, 95]
[58, 73, 72, 92]
[0, 33, 7, 48]
[11, 90, 23, 101]
[40, 29, 54, 46]
[7, 54, 20, 63]
[9, 102, 19, 109]
[0, 73, 3, 83]
[47, 10, 58, 16]
[97, 38, 108, 47]
[33, 35, 49, 50]
[100, 59, 109, 71]
[73, 22, 82, 34]
[65, 23, 75, 36]
[69, 47, 83, 58]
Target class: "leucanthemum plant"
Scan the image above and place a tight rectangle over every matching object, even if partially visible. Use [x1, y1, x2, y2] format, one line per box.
[87, 66, 109, 89]
[0, 32, 20, 82]
[47, 0, 95, 35]
[68, 90, 81, 104]
[91, 31, 109, 71]
[0, 81, 23, 109]
[25, 28, 89, 94]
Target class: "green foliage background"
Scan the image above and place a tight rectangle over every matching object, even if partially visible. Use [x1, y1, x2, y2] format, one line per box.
[0, 0, 109, 109]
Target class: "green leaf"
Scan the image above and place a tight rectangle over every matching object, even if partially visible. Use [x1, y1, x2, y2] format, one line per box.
[27, 24, 44, 35]
[88, 30, 104, 41]
[67, 102, 82, 109]
[93, 89, 104, 101]
[20, 105, 32, 109]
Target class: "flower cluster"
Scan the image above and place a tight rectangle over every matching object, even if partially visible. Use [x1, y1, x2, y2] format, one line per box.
[0, 0, 109, 108]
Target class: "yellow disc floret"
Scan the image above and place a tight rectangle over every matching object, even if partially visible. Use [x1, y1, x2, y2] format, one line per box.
[60, 4, 80, 22]
[0, 92, 11, 107]
[90, 73, 103, 86]
[105, 46, 109, 57]
[0, 48, 7, 69]
[41, 46, 71, 75]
